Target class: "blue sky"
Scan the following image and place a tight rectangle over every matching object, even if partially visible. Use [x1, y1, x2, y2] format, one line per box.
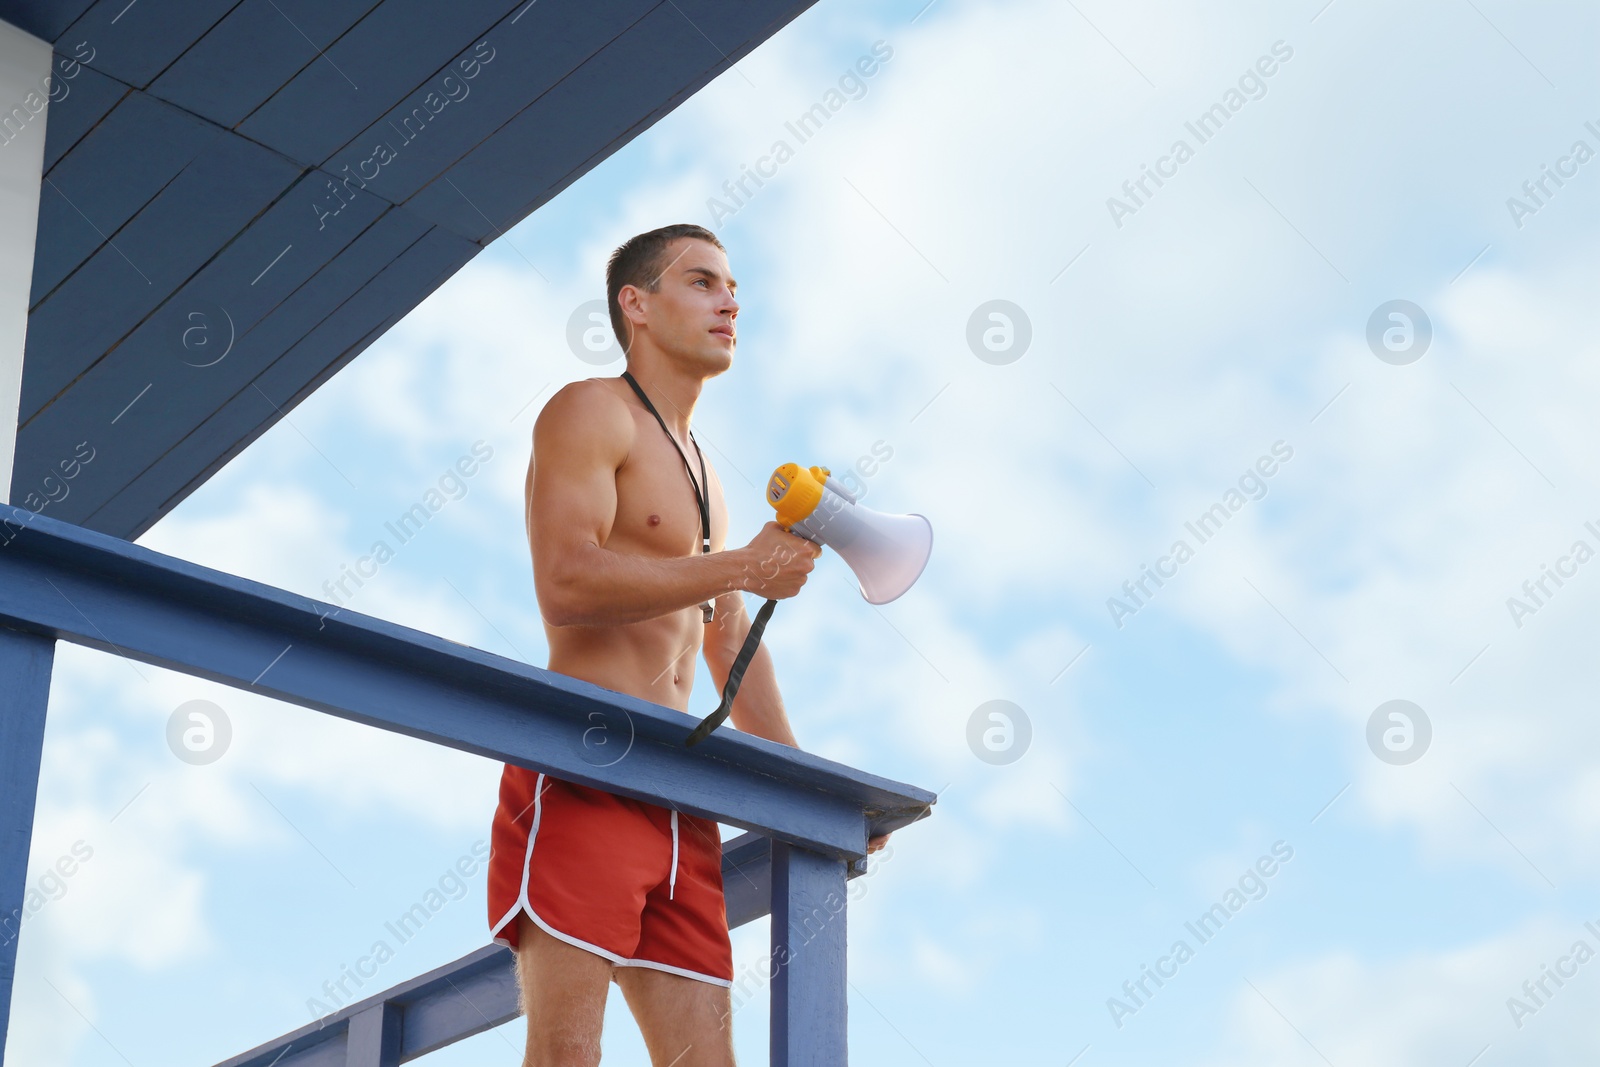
[15, 0, 1600, 1063]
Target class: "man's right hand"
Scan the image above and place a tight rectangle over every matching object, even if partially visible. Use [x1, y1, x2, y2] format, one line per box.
[737, 521, 822, 598]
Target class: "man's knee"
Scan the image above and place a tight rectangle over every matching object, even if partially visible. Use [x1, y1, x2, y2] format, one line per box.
[526, 1030, 603, 1067]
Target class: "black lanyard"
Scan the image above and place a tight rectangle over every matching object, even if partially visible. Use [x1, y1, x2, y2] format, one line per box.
[616, 370, 779, 747]
[621, 370, 714, 622]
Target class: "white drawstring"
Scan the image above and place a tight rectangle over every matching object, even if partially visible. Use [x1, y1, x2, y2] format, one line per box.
[669, 809, 680, 900]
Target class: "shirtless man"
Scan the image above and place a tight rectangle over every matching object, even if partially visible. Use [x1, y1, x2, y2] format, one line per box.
[487, 224, 884, 1067]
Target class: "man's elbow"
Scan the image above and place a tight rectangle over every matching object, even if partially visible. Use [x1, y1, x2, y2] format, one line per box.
[535, 544, 606, 627]
[536, 573, 589, 628]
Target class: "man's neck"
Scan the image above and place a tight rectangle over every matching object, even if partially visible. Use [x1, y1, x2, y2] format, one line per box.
[623, 355, 704, 440]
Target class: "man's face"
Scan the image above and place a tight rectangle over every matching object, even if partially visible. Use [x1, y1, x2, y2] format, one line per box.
[625, 238, 739, 374]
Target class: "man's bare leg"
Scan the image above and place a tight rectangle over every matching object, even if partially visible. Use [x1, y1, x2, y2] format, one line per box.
[515, 913, 615, 1067]
[615, 966, 737, 1067]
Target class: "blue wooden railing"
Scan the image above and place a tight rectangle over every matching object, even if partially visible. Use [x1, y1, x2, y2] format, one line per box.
[0, 504, 935, 1065]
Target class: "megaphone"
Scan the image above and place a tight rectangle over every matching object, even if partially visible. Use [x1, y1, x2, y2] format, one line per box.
[765, 463, 932, 604]
[684, 461, 932, 746]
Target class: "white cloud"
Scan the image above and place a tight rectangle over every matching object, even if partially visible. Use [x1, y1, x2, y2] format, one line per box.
[1203, 921, 1600, 1067]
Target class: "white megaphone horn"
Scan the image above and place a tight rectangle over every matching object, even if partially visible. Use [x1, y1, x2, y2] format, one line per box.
[765, 463, 932, 604]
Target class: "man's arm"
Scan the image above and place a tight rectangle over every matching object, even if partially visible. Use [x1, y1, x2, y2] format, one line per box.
[703, 587, 891, 853]
[702, 588, 799, 747]
[529, 381, 748, 627]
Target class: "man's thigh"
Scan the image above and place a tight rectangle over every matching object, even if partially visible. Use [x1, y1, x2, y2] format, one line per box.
[614, 965, 737, 1067]
[516, 914, 615, 1067]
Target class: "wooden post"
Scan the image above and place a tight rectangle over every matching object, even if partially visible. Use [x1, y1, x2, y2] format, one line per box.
[345, 1002, 402, 1066]
[769, 841, 849, 1066]
[0, 627, 54, 1064]
[0, 19, 50, 507]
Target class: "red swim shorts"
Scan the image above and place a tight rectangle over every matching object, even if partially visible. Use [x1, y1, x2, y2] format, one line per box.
[487, 766, 733, 986]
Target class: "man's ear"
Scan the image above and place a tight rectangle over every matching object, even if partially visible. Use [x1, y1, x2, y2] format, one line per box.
[618, 284, 648, 350]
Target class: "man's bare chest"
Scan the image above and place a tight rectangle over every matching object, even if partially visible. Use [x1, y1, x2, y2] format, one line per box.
[611, 427, 724, 557]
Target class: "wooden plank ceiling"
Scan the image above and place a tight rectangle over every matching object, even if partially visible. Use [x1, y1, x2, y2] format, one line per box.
[1, 0, 812, 537]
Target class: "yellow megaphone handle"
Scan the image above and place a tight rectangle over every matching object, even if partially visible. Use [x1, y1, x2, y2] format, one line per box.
[766, 462, 827, 529]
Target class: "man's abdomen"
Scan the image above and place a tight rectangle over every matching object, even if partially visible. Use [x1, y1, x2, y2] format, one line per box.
[543, 608, 701, 713]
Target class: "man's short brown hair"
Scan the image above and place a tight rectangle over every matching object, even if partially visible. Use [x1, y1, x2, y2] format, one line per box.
[606, 224, 726, 355]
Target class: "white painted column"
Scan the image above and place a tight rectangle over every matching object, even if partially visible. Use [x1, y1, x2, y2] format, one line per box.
[0, 20, 51, 505]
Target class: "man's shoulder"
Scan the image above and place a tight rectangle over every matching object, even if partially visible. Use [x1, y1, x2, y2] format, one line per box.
[531, 378, 637, 475]
[548, 375, 624, 409]
[537, 377, 632, 434]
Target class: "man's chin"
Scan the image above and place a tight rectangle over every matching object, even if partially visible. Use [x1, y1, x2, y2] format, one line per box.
[659, 342, 734, 378]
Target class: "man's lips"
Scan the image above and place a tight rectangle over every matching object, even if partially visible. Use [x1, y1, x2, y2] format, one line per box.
[711, 325, 735, 340]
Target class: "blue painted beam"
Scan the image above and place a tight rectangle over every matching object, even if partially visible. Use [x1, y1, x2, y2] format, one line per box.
[0, 506, 936, 855]
[209, 830, 857, 1067]
[769, 842, 850, 1067]
[723, 830, 776, 930]
[345, 1003, 402, 1067]
[210, 945, 515, 1067]
[0, 628, 55, 1065]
